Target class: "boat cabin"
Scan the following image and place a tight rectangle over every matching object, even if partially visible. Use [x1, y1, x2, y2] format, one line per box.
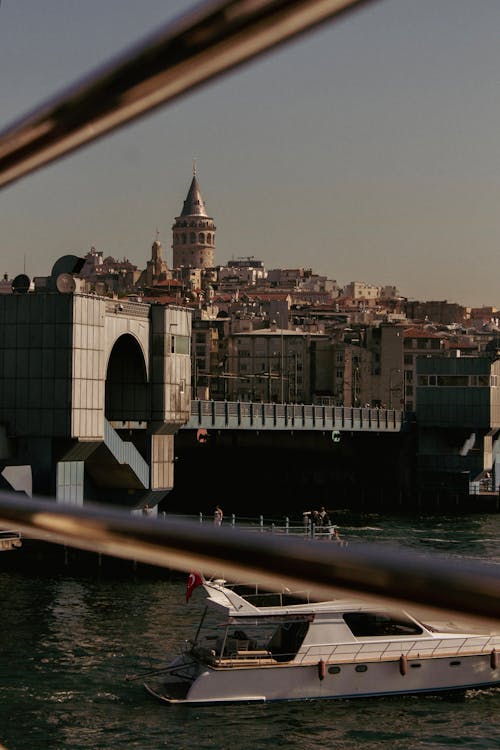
[188, 581, 430, 666]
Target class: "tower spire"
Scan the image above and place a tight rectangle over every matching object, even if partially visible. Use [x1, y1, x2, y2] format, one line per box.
[172, 167, 216, 269]
[181, 168, 207, 217]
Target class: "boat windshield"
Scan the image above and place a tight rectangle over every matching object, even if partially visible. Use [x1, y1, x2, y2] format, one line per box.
[343, 611, 424, 638]
[192, 612, 311, 663]
[228, 584, 318, 607]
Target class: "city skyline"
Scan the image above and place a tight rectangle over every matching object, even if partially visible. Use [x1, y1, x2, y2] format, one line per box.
[1, 1, 500, 307]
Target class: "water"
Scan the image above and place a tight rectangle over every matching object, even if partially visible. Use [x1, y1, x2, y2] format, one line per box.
[2, 512, 500, 750]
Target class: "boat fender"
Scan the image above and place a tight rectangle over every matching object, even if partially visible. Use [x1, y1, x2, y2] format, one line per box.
[318, 659, 326, 681]
[399, 654, 407, 676]
[491, 649, 498, 670]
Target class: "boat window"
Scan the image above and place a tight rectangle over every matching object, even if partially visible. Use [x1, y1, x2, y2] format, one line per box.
[267, 620, 309, 662]
[328, 665, 341, 675]
[343, 611, 423, 637]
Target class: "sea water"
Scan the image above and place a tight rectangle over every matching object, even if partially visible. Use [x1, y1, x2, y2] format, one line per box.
[1, 512, 500, 750]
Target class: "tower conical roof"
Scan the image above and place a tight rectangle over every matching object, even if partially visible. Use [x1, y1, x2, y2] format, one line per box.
[180, 174, 208, 217]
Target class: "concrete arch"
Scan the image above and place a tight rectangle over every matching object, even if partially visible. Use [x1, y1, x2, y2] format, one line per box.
[105, 333, 149, 423]
[103, 310, 149, 377]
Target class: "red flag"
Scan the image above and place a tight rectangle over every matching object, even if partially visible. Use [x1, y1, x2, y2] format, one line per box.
[186, 571, 204, 602]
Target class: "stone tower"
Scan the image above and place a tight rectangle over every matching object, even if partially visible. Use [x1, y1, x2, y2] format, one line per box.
[137, 232, 170, 288]
[172, 166, 216, 269]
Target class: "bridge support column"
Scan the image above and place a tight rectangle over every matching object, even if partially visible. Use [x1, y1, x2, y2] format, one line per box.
[56, 460, 84, 505]
[150, 434, 175, 491]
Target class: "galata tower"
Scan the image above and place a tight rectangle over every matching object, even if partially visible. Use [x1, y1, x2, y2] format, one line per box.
[172, 166, 216, 269]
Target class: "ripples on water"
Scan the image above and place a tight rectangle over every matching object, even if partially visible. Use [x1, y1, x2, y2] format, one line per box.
[1, 513, 500, 750]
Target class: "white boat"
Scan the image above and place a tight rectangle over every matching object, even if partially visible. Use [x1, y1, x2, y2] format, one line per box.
[144, 578, 500, 705]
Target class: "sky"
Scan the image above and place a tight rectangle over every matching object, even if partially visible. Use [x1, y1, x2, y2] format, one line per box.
[1, 0, 500, 308]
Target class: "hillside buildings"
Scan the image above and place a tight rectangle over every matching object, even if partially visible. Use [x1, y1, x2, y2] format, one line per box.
[3, 168, 500, 506]
[4, 166, 499, 414]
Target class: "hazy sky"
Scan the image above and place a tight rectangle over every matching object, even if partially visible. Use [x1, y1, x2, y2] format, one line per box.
[1, 1, 500, 307]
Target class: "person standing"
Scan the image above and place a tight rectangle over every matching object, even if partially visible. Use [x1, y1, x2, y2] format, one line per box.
[213, 505, 223, 526]
[319, 506, 331, 526]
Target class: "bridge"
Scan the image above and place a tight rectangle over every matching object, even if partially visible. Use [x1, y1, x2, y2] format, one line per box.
[183, 400, 405, 433]
[0, 263, 406, 512]
[169, 398, 412, 517]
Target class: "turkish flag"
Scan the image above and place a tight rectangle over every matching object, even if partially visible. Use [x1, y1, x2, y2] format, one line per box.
[186, 571, 204, 602]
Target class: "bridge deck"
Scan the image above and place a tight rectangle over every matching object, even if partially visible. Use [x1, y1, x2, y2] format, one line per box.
[183, 400, 405, 433]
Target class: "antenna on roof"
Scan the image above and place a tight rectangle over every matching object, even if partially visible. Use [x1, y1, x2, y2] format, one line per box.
[193, 158, 197, 176]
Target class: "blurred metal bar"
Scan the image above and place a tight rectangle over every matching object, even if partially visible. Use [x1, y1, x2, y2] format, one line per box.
[0, 0, 376, 189]
[1, 492, 499, 629]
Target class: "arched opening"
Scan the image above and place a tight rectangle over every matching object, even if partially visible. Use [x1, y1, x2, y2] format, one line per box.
[105, 334, 148, 423]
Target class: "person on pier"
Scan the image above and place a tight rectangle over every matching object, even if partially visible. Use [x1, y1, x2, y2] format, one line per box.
[213, 505, 223, 526]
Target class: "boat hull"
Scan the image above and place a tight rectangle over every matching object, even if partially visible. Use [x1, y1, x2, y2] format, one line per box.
[144, 651, 500, 705]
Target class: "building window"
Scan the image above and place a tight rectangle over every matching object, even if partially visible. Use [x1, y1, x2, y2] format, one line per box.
[172, 335, 191, 355]
[417, 374, 485, 387]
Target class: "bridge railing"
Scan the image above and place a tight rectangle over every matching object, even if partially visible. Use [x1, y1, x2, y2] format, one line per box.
[160, 513, 345, 542]
[183, 400, 404, 432]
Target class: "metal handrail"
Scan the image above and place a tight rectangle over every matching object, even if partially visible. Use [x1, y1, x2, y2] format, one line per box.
[295, 634, 500, 665]
[2, 0, 500, 632]
[0, 0, 376, 190]
[3, 492, 500, 629]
